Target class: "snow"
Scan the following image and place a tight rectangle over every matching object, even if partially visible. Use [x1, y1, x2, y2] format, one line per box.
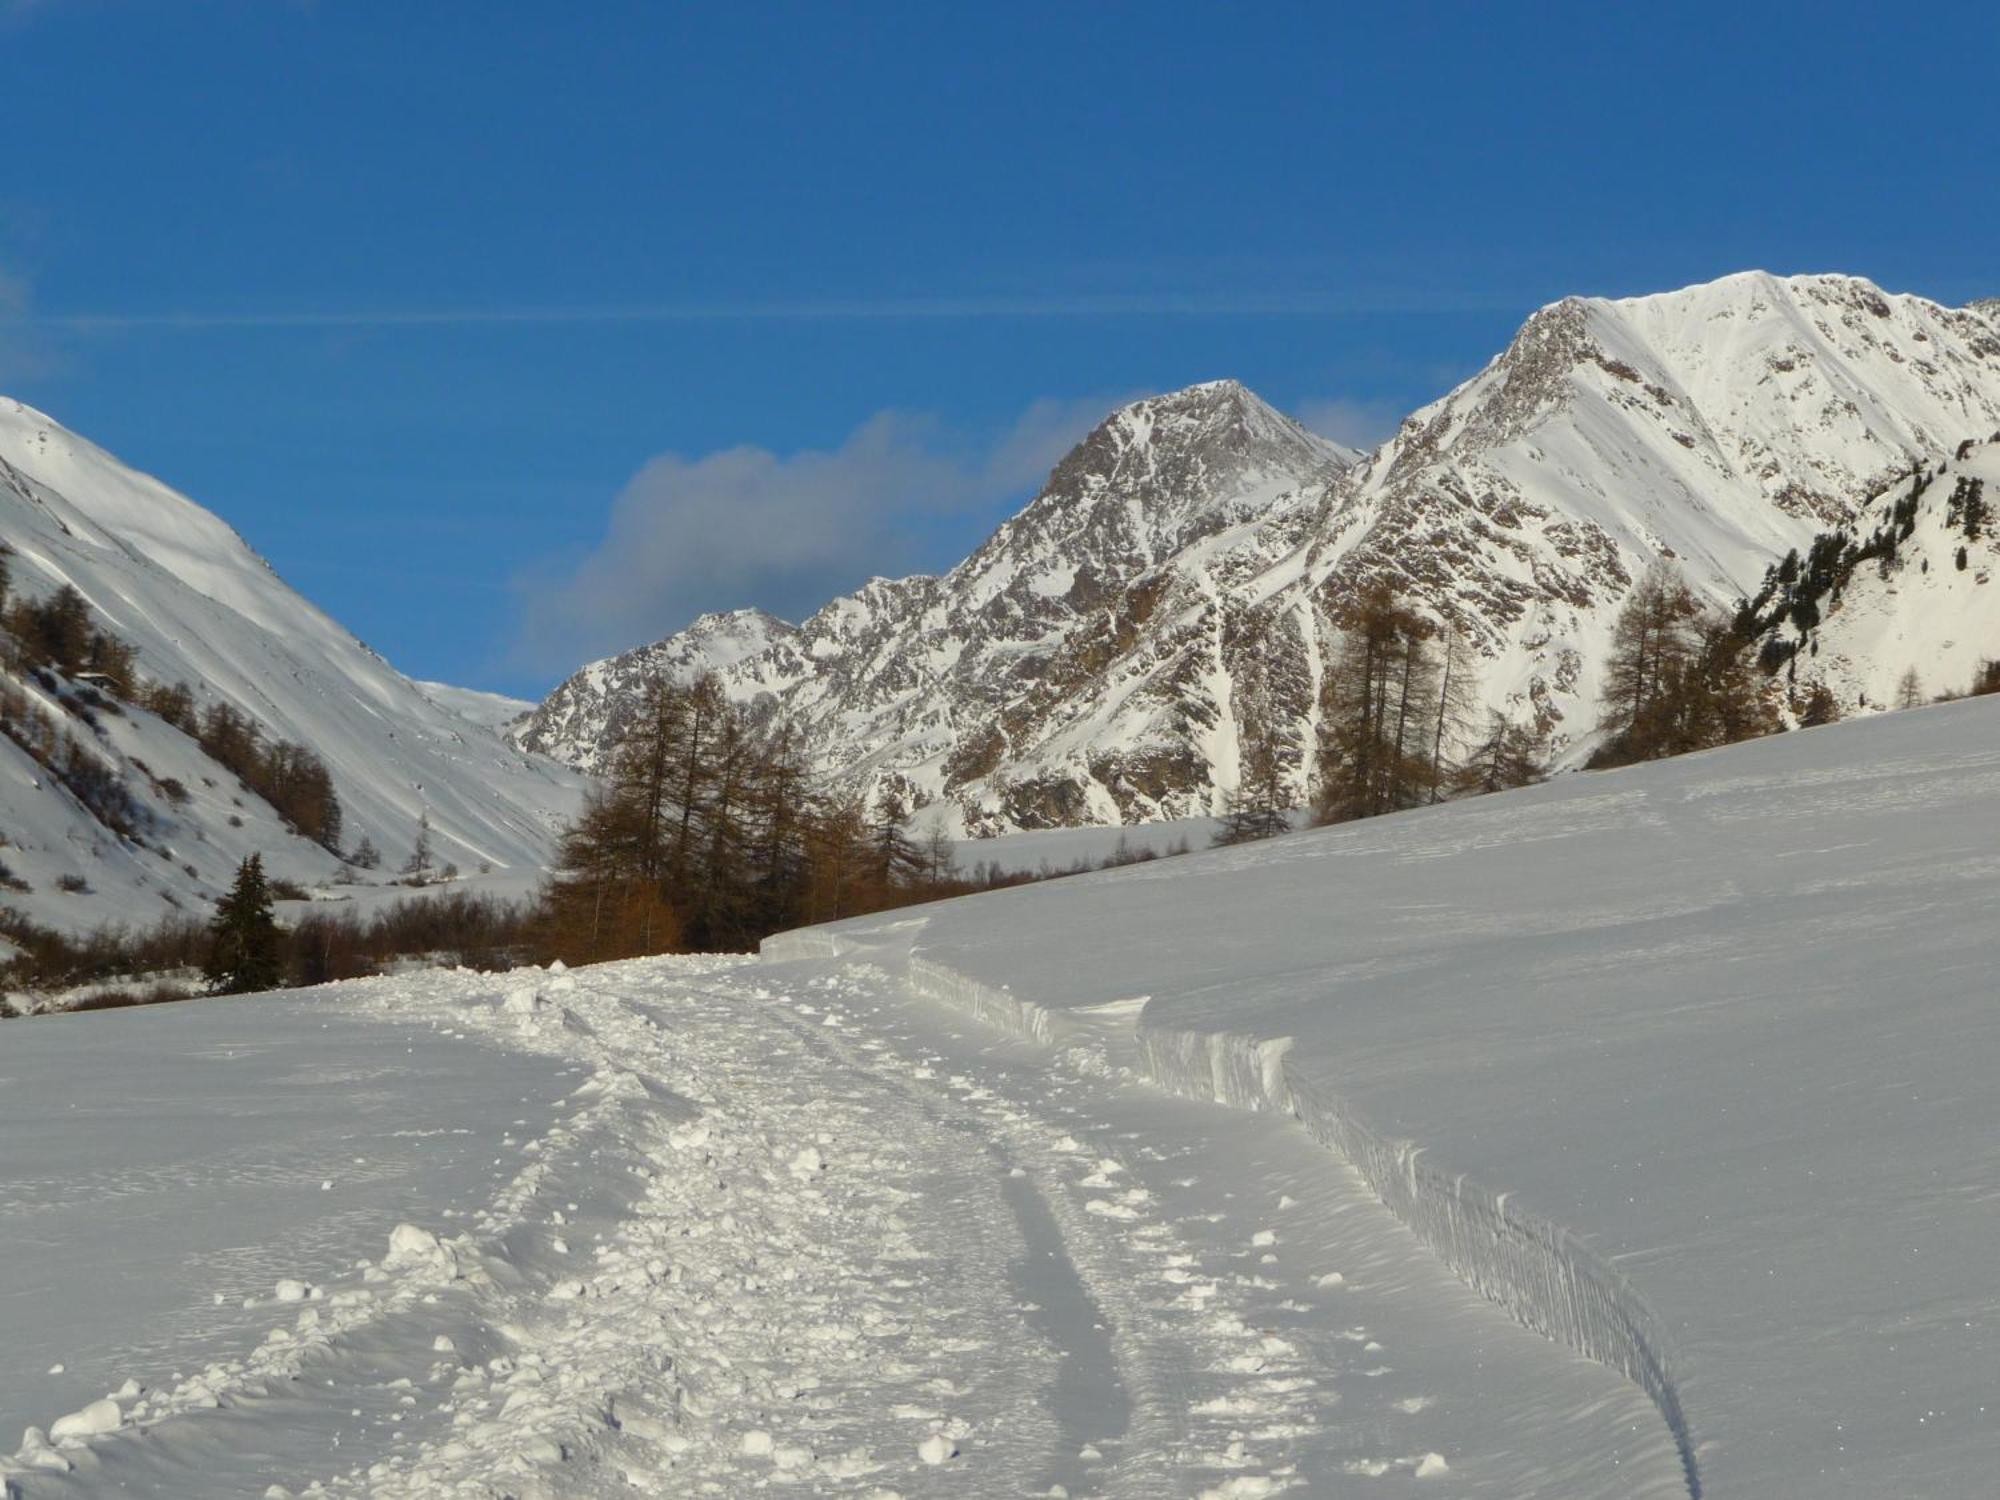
[2, 951, 1676, 1495]
[514, 274, 2000, 831]
[1799, 441, 2000, 710]
[0, 398, 585, 935]
[410, 682, 535, 732]
[801, 693, 2000, 1497]
[948, 811, 1275, 876]
[9, 697, 2000, 1495]
[45, 1402, 119, 1444]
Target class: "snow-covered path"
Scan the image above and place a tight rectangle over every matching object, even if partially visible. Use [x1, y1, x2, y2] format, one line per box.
[4, 953, 1681, 1498]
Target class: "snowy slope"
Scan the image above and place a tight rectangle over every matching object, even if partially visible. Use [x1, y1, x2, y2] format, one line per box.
[1776, 438, 2000, 708]
[519, 274, 2000, 832]
[799, 694, 2000, 1497]
[0, 399, 583, 933]
[411, 681, 536, 733]
[1316, 272, 2000, 735]
[18, 699, 1999, 1495]
[1, 957, 1685, 1498]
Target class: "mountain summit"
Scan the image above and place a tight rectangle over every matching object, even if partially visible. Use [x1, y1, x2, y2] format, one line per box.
[515, 273, 2000, 834]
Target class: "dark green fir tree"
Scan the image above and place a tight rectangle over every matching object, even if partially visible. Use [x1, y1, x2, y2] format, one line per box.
[205, 854, 283, 995]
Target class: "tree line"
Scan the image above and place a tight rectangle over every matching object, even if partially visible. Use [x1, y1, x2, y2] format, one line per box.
[1223, 560, 1803, 844]
[1215, 582, 1549, 847]
[1587, 566, 1783, 767]
[0, 550, 345, 856]
[542, 675, 979, 964]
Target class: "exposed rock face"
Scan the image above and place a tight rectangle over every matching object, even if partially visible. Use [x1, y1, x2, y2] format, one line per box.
[517, 275, 2000, 832]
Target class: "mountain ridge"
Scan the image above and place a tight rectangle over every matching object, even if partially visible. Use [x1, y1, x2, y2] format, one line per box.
[516, 271, 2000, 833]
[0, 399, 584, 935]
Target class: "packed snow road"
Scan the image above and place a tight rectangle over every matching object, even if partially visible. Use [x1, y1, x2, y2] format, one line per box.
[2, 954, 1681, 1498]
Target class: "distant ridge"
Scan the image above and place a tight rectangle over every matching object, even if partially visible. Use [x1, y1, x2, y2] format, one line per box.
[516, 273, 2000, 834]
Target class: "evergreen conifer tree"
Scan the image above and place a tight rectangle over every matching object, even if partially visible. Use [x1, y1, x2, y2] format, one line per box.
[1796, 681, 1841, 727]
[205, 854, 283, 994]
[1215, 715, 1293, 844]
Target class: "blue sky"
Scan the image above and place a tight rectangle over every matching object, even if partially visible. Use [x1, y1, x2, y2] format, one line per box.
[2, 2, 1994, 696]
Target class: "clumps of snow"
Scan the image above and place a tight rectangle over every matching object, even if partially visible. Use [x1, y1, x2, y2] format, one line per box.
[1197, 1476, 1282, 1498]
[48, 1397, 122, 1441]
[383, 1222, 460, 1279]
[501, 985, 544, 1016]
[916, 1431, 959, 1464]
[13, 1426, 74, 1472]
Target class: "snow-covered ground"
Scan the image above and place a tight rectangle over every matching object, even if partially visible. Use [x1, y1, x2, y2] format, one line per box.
[8, 697, 1999, 1496]
[808, 694, 2000, 1497]
[3, 963, 1680, 1496]
[948, 812, 1256, 877]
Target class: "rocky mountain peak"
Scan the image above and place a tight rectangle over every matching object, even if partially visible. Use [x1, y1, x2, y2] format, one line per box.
[517, 271, 2000, 836]
[1054, 379, 1350, 499]
[979, 380, 1353, 579]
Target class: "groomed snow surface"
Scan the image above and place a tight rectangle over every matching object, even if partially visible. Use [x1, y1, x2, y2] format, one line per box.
[8, 698, 2000, 1495]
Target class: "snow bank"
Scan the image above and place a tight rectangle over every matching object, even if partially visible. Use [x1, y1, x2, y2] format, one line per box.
[1134, 1020, 1696, 1496]
[872, 938, 1699, 1495]
[774, 696, 2000, 1497]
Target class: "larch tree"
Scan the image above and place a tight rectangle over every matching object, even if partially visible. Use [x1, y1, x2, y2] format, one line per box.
[1453, 711, 1549, 796]
[870, 789, 926, 892]
[1313, 584, 1445, 824]
[1427, 625, 1481, 803]
[1594, 565, 1781, 765]
[919, 818, 957, 887]
[402, 809, 435, 883]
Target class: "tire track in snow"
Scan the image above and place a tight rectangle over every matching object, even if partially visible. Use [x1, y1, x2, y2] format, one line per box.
[769, 960, 1354, 1499]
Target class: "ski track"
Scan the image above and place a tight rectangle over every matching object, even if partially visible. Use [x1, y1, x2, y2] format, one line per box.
[6, 951, 1649, 1498]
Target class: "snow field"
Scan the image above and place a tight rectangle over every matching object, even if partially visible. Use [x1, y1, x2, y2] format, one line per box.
[4, 940, 1686, 1497]
[3, 959, 1352, 1496]
[830, 914, 1691, 1484]
[766, 946, 1689, 1496]
[796, 694, 2000, 1497]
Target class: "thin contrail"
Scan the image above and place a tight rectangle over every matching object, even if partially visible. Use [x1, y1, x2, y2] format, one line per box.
[6, 290, 1505, 332]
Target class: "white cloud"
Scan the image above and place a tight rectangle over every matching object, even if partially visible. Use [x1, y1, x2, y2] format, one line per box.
[513, 398, 1116, 672]
[1293, 395, 1404, 453]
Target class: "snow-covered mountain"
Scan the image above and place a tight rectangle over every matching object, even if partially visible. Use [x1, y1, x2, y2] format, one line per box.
[1750, 436, 2000, 709]
[0, 399, 584, 934]
[518, 381, 1359, 829]
[412, 680, 538, 733]
[516, 272, 2000, 833]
